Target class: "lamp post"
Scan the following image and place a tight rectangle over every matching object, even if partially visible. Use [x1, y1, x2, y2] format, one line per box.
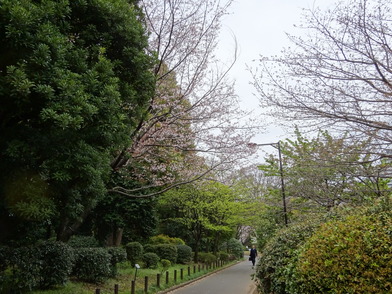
[250, 141, 288, 226]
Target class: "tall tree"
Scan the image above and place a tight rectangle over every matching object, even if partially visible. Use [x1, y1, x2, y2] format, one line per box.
[252, 0, 392, 158]
[110, 0, 260, 198]
[0, 0, 155, 243]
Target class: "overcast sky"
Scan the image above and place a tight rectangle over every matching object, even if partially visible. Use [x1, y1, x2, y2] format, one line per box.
[217, 0, 338, 144]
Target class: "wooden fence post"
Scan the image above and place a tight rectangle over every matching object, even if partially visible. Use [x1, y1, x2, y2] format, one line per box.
[180, 268, 183, 280]
[131, 280, 135, 294]
[144, 276, 148, 293]
[166, 271, 169, 284]
[174, 269, 177, 282]
[95, 289, 100, 294]
[188, 266, 190, 276]
[157, 273, 161, 288]
[114, 284, 119, 294]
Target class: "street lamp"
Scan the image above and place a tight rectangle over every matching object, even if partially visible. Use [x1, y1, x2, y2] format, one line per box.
[249, 141, 288, 226]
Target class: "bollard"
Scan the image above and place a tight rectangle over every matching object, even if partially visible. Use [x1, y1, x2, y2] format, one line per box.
[144, 276, 148, 293]
[181, 268, 183, 280]
[194, 265, 196, 274]
[157, 273, 161, 288]
[174, 269, 177, 282]
[166, 271, 169, 284]
[198, 264, 201, 272]
[188, 266, 191, 276]
[95, 289, 100, 294]
[114, 284, 119, 294]
[131, 280, 135, 294]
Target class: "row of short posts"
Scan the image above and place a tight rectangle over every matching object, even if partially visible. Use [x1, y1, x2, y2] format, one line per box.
[94, 260, 226, 293]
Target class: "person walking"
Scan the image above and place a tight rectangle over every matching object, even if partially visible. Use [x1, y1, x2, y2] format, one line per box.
[249, 245, 258, 268]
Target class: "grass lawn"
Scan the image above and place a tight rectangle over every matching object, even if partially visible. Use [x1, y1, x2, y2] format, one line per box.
[31, 260, 237, 294]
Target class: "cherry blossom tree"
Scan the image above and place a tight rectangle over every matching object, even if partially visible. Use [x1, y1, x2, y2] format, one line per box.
[252, 0, 392, 158]
[110, 0, 261, 197]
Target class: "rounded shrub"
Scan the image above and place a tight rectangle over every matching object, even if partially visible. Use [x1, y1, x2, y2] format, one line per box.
[143, 252, 160, 268]
[67, 235, 99, 248]
[226, 238, 244, 259]
[218, 251, 229, 262]
[176, 244, 192, 264]
[294, 213, 392, 294]
[143, 244, 155, 253]
[72, 247, 111, 283]
[198, 252, 216, 264]
[255, 219, 322, 294]
[125, 242, 143, 266]
[37, 241, 75, 289]
[150, 234, 185, 245]
[154, 244, 178, 264]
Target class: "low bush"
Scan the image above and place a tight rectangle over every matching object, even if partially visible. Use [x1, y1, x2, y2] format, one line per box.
[37, 241, 75, 289]
[198, 252, 216, 264]
[143, 252, 160, 269]
[72, 248, 111, 283]
[294, 212, 392, 294]
[176, 244, 192, 264]
[125, 242, 143, 266]
[149, 234, 185, 245]
[255, 219, 322, 294]
[160, 259, 171, 273]
[67, 235, 99, 248]
[218, 251, 229, 261]
[154, 244, 178, 264]
[107, 247, 127, 277]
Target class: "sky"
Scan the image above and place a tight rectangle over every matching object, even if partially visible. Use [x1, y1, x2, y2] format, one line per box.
[217, 0, 338, 146]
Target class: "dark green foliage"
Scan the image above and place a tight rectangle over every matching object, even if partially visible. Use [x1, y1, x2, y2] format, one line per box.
[225, 238, 243, 259]
[197, 252, 217, 264]
[0, 241, 74, 292]
[294, 212, 392, 294]
[0, 0, 155, 243]
[36, 241, 75, 289]
[176, 244, 192, 264]
[255, 219, 322, 294]
[67, 235, 99, 248]
[125, 242, 143, 265]
[72, 247, 111, 283]
[143, 252, 160, 269]
[218, 251, 229, 261]
[143, 244, 155, 253]
[1, 246, 41, 292]
[153, 244, 178, 264]
[107, 247, 127, 277]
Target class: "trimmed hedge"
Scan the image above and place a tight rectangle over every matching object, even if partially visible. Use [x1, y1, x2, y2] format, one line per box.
[125, 242, 143, 266]
[67, 235, 99, 248]
[149, 234, 185, 245]
[176, 244, 192, 264]
[0, 241, 74, 292]
[72, 247, 111, 283]
[294, 213, 392, 294]
[153, 244, 178, 264]
[143, 252, 160, 269]
[37, 241, 75, 289]
[255, 219, 322, 294]
[107, 247, 127, 277]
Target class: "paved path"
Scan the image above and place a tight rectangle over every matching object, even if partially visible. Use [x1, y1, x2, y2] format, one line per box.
[168, 258, 257, 294]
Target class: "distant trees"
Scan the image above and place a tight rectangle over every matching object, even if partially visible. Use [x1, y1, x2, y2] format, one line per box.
[252, 0, 392, 157]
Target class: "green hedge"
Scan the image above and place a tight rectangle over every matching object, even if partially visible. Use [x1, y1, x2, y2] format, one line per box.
[176, 244, 192, 264]
[72, 247, 111, 283]
[67, 235, 99, 248]
[107, 247, 127, 277]
[143, 252, 160, 269]
[294, 213, 392, 294]
[153, 244, 178, 264]
[125, 242, 143, 266]
[255, 219, 321, 294]
[198, 252, 216, 264]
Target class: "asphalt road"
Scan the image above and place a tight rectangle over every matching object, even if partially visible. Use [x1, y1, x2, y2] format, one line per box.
[168, 258, 257, 294]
